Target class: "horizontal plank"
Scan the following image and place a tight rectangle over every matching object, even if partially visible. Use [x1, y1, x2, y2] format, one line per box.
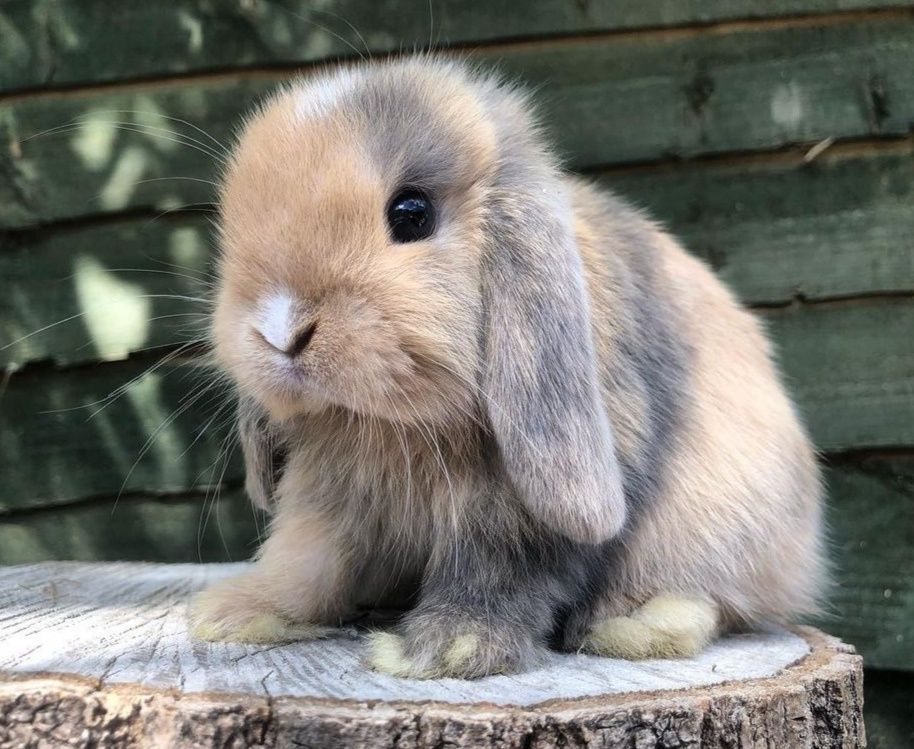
[3, 15, 914, 227]
[0, 359, 242, 511]
[2, 1, 912, 95]
[0, 449, 911, 676]
[4, 146, 913, 372]
[606, 144, 914, 305]
[864, 669, 914, 747]
[0, 489, 262, 564]
[497, 15, 914, 169]
[1, 296, 912, 513]
[819, 454, 914, 670]
[1, 214, 211, 368]
[0, 76, 263, 228]
[762, 299, 914, 450]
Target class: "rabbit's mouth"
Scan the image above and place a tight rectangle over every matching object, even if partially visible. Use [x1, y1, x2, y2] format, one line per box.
[218, 287, 475, 429]
[248, 349, 474, 430]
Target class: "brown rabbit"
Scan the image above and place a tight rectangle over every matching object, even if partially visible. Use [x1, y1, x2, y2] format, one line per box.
[189, 57, 826, 679]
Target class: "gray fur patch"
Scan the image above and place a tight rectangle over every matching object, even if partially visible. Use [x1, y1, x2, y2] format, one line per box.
[237, 396, 287, 512]
[598, 192, 690, 513]
[349, 64, 472, 197]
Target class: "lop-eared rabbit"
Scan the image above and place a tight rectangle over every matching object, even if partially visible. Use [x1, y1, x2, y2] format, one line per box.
[190, 58, 825, 679]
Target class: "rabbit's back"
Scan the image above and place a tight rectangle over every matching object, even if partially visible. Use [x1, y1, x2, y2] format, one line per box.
[570, 178, 826, 626]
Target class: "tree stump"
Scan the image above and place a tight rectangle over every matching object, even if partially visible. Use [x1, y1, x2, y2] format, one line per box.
[0, 562, 863, 748]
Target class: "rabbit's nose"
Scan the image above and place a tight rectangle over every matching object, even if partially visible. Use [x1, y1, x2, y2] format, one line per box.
[253, 289, 316, 356]
[254, 319, 318, 358]
[284, 321, 318, 357]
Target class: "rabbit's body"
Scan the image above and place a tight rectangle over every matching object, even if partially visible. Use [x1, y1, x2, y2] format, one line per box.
[572, 181, 823, 624]
[191, 58, 825, 677]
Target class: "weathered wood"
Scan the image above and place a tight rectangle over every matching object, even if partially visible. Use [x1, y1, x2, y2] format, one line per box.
[0, 447, 902, 679]
[865, 669, 914, 748]
[2, 297, 910, 511]
[0, 491, 261, 566]
[0, 455, 910, 676]
[0, 359, 241, 511]
[1, 214, 211, 368]
[5, 146, 913, 369]
[0, 562, 863, 748]
[607, 144, 914, 305]
[0, 76, 263, 229]
[822, 454, 914, 671]
[761, 299, 914, 450]
[0, 563, 812, 703]
[1, 0, 911, 94]
[495, 15, 914, 168]
[3, 14, 914, 228]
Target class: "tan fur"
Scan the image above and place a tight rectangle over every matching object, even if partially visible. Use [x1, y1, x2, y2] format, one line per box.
[190, 58, 826, 674]
[213, 66, 492, 426]
[189, 502, 349, 640]
[630, 240, 824, 625]
[571, 183, 826, 628]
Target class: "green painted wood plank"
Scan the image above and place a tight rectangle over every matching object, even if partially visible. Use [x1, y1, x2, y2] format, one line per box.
[606, 145, 914, 305]
[1, 214, 213, 368]
[763, 299, 914, 450]
[819, 455, 914, 671]
[0, 359, 242, 512]
[3, 15, 914, 228]
[0, 489, 262, 564]
[2, 1, 912, 94]
[864, 669, 914, 747]
[496, 17, 914, 172]
[1, 296, 912, 513]
[5, 147, 912, 369]
[0, 77, 264, 229]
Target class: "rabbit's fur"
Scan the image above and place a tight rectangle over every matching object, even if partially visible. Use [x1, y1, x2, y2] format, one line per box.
[191, 57, 826, 678]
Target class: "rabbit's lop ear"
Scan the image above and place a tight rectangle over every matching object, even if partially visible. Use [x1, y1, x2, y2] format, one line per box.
[237, 397, 284, 512]
[481, 172, 626, 545]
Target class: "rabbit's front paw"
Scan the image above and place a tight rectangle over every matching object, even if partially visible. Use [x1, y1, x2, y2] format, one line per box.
[188, 577, 325, 644]
[367, 615, 537, 679]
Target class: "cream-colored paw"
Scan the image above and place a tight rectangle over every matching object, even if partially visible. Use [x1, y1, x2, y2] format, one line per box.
[366, 628, 519, 679]
[188, 584, 325, 644]
[584, 594, 718, 660]
[442, 633, 481, 671]
[365, 631, 425, 678]
[636, 594, 718, 654]
[192, 611, 323, 644]
[585, 616, 659, 659]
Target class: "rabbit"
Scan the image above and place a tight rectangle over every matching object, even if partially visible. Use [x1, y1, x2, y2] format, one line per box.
[189, 56, 826, 679]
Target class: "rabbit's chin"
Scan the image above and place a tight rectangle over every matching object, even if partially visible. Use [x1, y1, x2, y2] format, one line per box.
[255, 387, 465, 432]
[247, 387, 328, 423]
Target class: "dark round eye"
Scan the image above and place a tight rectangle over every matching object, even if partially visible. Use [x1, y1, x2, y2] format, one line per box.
[386, 188, 435, 243]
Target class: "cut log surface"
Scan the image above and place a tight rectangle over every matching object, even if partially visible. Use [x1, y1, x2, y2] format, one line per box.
[0, 562, 864, 748]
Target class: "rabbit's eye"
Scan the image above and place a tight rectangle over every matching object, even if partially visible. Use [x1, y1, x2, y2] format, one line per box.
[387, 188, 435, 243]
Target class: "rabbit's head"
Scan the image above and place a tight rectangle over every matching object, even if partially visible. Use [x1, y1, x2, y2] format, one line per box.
[214, 58, 625, 543]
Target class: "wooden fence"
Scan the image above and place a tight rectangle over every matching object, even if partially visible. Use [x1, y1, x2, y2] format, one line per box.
[1, 1, 912, 743]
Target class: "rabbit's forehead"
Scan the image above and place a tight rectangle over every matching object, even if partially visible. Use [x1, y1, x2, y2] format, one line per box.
[285, 64, 498, 192]
[293, 68, 361, 121]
